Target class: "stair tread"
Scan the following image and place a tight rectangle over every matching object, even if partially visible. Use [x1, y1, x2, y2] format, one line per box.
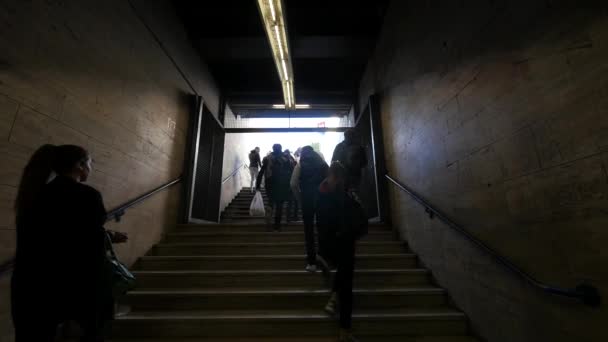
[176, 222, 390, 227]
[119, 308, 466, 320]
[128, 288, 445, 296]
[107, 338, 478, 342]
[133, 269, 427, 275]
[166, 231, 392, 236]
[156, 241, 402, 246]
[140, 253, 415, 260]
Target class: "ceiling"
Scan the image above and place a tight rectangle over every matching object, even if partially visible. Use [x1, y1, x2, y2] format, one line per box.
[173, 0, 388, 118]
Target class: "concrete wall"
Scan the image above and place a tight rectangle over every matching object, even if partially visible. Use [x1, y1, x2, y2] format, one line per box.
[360, 1, 608, 341]
[220, 133, 252, 214]
[0, 0, 221, 340]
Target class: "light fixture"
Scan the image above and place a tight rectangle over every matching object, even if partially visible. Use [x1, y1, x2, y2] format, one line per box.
[257, 0, 295, 110]
[272, 104, 310, 109]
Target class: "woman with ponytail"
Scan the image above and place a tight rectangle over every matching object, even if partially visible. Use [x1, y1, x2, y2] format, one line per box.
[12, 144, 127, 342]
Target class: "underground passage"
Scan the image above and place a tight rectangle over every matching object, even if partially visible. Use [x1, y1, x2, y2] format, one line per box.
[0, 1, 607, 341]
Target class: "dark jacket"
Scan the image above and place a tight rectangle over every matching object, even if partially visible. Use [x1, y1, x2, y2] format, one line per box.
[299, 152, 328, 192]
[12, 175, 113, 323]
[316, 180, 368, 265]
[249, 150, 262, 169]
[331, 141, 367, 188]
[256, 152, 293, 202]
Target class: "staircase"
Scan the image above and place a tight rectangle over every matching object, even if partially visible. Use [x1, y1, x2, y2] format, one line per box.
[109, 188, 479, 341]
[221, 189, 301, 223]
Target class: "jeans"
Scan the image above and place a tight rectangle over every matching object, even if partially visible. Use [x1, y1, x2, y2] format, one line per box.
[333, 237, 356, 329]
[287, 198, 299, 220]
[271, 200, 285, 229]
[301, 189, 317, 265]
[249, 167, 259, 191]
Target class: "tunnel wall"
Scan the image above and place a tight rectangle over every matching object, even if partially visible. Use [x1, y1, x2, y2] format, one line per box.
[0, 1, 221, 340]
[360, 1, 608, 341]
[220, 133, 252, 214]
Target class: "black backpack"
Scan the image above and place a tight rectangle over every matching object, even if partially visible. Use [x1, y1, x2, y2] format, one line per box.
[269, 153, 292, 183]
[300, 155, 329, 188]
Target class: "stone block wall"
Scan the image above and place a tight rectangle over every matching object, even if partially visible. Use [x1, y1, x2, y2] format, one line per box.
[360, 1, 608, 341]
[0, 0, 221, 340]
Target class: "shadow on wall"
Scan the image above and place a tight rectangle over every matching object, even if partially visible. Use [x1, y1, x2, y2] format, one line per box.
[362, 1, 608, 341]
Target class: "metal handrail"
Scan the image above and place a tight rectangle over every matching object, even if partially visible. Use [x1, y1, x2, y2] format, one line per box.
[0, 176, 182, 277]
[385, 174, 601, 307]
[222, 163, 248, 184]
[106, 176, 182, 222]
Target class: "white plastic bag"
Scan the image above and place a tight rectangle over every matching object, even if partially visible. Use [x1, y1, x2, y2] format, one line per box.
[249, 191, 266, 217]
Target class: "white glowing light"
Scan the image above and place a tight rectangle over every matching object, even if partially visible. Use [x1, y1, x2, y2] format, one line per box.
[281, 59, 289, 81]
[275, 25, 285, 60]
[268, 0, 276, 22]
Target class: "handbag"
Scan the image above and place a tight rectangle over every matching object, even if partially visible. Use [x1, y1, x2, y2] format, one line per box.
[104, 232, 136, 297]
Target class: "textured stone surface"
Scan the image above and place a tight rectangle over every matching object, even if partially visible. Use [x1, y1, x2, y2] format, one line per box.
[360, 1, 608, 341]
[220, 133, 253, 213]
[0, 0, 220, 340]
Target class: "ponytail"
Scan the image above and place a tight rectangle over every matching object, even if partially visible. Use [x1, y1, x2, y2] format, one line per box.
[15, 144, 57, 219]
[15, 144, 89, 221]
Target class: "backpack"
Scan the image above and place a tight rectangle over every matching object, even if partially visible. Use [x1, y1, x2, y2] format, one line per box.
[345, 145, 366, 170]
[300, 155, 328, 188]
[268, 153, 292, 184]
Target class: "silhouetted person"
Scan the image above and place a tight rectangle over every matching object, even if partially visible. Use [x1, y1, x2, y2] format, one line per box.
[291, 146, 328, 272]
[11, 144, 128, 342]
[317, 162, 368, 342]
[284, 149, 299, 222]
[331, 129, 367, 191]
[248, 147, 261, 192]
[256, 144, 292, 231]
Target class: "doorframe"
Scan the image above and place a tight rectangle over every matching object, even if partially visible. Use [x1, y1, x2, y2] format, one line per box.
[368, 94, 391, 225]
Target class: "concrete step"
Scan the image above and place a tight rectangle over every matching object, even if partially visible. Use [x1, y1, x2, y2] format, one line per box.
[221, 214, 301, 220]
[223, 207, 302, 214]
[106, 337, 479, 342]
[135, 254, 417, 271]
[163, 231, 395, 243]
[124, 288, 447, 312]
[234, 193, 269, 199]
[151, 241, 407, 256]
[110, 309, 468, 338]
[132, 269, 430, 290]
[174, 223, 392, 233]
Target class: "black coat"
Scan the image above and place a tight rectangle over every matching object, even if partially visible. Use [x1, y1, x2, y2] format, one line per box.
[316, 181, 368, 266]
[11, 175, 113, 324]
[256, 152, 292, 202]
[331, 141, 367, 188]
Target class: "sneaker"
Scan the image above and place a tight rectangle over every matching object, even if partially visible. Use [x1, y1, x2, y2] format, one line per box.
[114, 303, 131, 317]
[324, 292, 337, 316]
[305, 264, 317, 273]
[339, 330, 359, 342]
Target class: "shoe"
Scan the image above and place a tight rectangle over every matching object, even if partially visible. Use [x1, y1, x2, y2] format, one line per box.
[114, 304, 131, 317]
[316, 256, 333, 286]
[305, 264, 317, 273]
[338, 330, 359, 342]
[324, 292, 337, 316]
